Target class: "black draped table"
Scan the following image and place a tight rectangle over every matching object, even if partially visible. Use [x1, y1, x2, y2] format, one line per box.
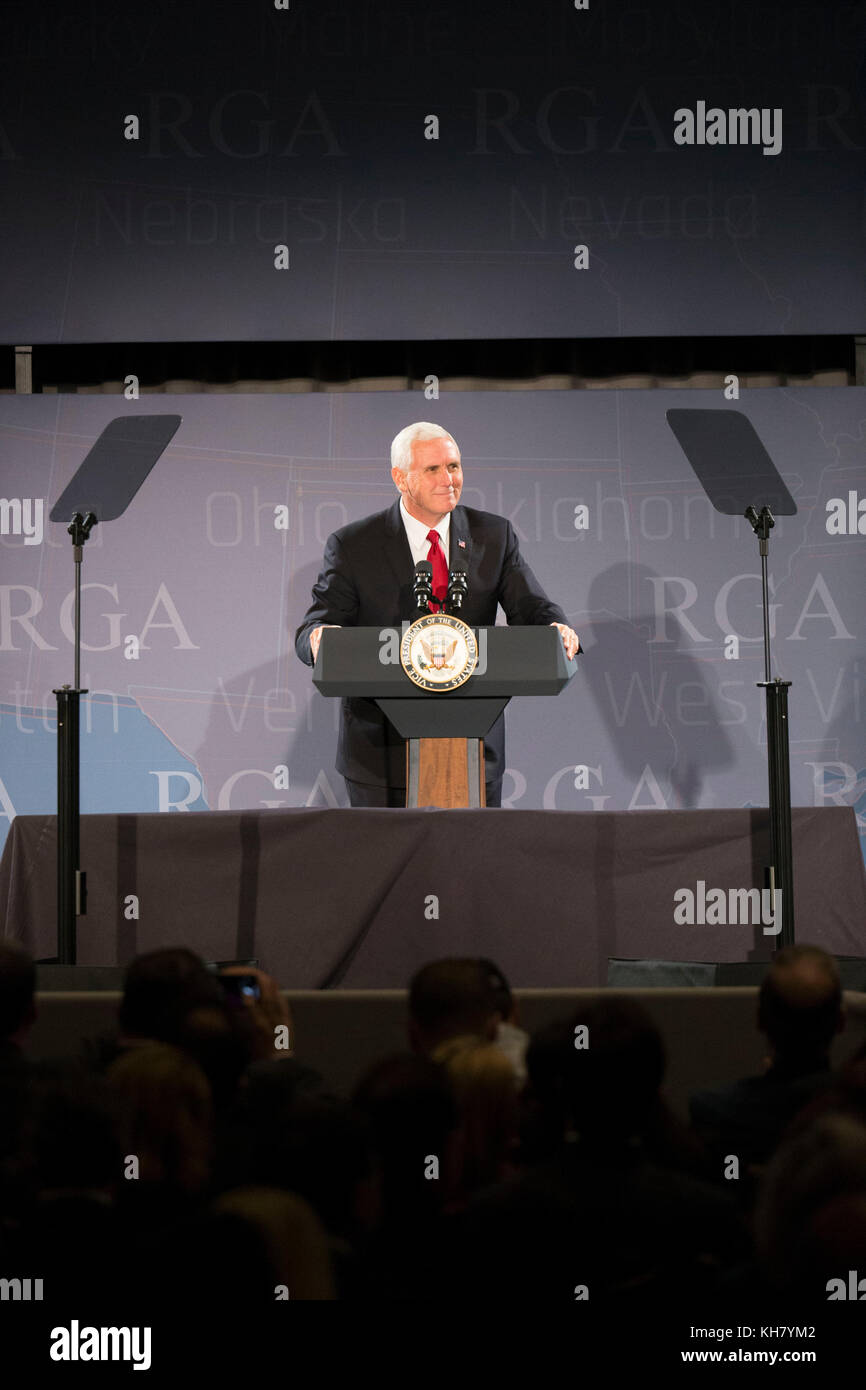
[1, 807, 864, 987]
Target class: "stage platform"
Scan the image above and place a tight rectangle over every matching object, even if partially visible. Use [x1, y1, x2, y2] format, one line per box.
[21, 986, 866, 1119]
[2, 806, 865, 988]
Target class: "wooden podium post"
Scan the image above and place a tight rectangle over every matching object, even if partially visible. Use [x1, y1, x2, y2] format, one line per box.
[407, 737, 486, 808]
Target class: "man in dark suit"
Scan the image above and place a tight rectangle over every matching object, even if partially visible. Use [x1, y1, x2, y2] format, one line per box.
[295, 423, 579, 806]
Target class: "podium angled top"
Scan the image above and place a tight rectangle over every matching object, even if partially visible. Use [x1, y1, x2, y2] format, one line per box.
[313, 625, 577, 698]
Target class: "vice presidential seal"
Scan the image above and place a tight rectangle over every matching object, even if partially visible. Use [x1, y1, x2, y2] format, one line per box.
[400, 613, 478, 691]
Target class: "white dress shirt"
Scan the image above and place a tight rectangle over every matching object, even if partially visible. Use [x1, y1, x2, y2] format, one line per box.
[399, 498, 451, 568]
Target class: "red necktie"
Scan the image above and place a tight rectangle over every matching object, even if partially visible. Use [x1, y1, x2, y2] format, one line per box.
[426, 529, 448, 611]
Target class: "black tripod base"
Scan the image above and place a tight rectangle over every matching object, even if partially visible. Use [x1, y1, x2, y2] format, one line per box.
[608, 957, 866, 991]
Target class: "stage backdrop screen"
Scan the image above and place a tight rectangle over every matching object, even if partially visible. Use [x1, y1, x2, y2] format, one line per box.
[1, 0, 864, 342]
[0, 387, 864, 871]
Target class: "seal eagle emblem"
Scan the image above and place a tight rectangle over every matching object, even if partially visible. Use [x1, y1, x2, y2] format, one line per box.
[400, 613, 478, 691]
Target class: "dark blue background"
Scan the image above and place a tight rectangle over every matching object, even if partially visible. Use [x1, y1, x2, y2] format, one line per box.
[1, 0, 863, 342]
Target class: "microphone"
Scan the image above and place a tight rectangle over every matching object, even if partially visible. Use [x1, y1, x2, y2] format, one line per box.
[413, 560, 433, 611]
[446, 561, 469, 613]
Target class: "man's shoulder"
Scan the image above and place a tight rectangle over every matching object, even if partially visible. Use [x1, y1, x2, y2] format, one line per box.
[690, 1071, 806, 1126]
[329, 505, 397, 547]
[458, 505, 510, 537]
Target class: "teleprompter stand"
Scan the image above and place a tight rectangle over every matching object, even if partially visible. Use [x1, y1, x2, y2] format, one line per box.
[610, 409, 799, 990]
[43, 415, 182, 973]
[667, 409, 797, 953]
[609, 409, 803, 987]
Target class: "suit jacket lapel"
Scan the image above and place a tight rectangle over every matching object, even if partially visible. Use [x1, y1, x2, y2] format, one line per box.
[451, 508, 492, 624]
[450, 507, 473, 570]
[382, 499, 414, 589]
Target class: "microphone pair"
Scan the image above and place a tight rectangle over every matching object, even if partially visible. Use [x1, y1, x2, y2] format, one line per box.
[413, 559, 468, 613]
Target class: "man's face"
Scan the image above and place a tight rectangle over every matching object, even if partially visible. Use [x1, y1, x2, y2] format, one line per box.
[392, 436, 463, 525]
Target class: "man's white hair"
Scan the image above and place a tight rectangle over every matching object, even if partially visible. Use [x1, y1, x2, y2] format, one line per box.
[390, 422, 459, 475]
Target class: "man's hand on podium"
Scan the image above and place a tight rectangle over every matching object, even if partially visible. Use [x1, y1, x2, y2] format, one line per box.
[551, 622, 580, 660]
[310, 624, 341, 663]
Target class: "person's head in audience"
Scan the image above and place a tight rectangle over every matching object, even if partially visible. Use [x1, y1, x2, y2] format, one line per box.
[755, 1112, 866, 1296]
[757, 945, 843, 1069]
[432, 1035, 519, 1198]
[353, 1053, 460, 1226]
[22, 1064, 120, 1203]
[565, 998, 666, 1153]
[118, 948, 224, 1048]
[815, 1048, 866, 1127]
[107, 1042, 212, 1195]
[16, 1065, 123, 1308]
[223, 1078, 377, 1251]
[408, 959, 498, 1055]
[477, 959, 518, 1026]
[477, 957, 529, 1086]
[213, 1187, 335, 1301]
[178, 1002, 247, 1113]
[276, 1097, 378, 1246]
[519, 1016, 575, 1161]
[0, 940, 36, 1047]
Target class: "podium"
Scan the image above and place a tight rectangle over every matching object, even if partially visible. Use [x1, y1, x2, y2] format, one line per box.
[313, 626, 577, 807]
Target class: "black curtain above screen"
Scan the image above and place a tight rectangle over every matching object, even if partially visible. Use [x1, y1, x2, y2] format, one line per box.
[6, 334, 857, 395]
